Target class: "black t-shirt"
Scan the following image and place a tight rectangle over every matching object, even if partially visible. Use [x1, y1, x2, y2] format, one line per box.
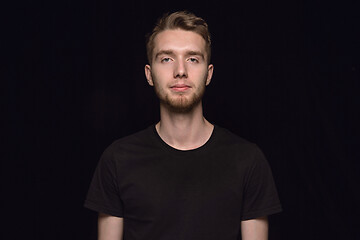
[85, 125, 282, 239]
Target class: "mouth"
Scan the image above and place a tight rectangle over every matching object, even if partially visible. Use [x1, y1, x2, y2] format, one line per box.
[170, 84, 191, 92]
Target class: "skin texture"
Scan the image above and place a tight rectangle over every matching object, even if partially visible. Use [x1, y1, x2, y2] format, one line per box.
[241, 217, 269, 240]
[145, 29, 215, 151]
[145, 29, 213, 114]
[98, 29, 268, 240]
[98, 213, 123, 240]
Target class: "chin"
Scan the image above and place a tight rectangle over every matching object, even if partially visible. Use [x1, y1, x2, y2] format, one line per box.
[163, 95, 202, 113]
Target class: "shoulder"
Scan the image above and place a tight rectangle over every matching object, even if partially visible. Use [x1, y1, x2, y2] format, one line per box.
[214, 125, 260, 152]
[214, 126, 275, 180]
[212, 125, 266, 165]
[112, 126, 155, 148]
[100, 125, 157, 162]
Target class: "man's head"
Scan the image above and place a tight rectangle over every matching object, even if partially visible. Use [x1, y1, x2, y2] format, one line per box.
[146, 11, 211, 65]
[145, 11, 213, 113]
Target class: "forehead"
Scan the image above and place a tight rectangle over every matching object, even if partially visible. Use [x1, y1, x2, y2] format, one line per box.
[153, 29, 206, 54]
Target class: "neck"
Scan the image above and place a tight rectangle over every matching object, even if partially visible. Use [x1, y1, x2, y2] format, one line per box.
[156, 102, 214, 150]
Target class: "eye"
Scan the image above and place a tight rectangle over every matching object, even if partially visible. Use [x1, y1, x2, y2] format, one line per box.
[188, 57, 199, 63]
[161, 57, 172, 63]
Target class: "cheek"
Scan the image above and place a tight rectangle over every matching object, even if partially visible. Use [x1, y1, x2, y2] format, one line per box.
[151, 71, 168, 89]
[189, 65, 208, 79]
[152, 65, 173, 78]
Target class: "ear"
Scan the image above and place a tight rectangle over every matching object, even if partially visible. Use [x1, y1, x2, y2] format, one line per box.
[145, 64, 154, 86]
[205, 64, 214, 86]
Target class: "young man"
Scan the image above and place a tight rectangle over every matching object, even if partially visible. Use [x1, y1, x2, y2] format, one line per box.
[85, 11, 282, 240]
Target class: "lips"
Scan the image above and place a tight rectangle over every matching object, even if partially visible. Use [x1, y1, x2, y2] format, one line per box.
[170, 84, 191, 92]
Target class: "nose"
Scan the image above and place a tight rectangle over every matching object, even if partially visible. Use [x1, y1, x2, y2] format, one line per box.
[174, 59, 188, 78]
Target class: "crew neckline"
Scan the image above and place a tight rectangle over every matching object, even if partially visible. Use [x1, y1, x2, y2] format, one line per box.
[151, 124, 217, 154]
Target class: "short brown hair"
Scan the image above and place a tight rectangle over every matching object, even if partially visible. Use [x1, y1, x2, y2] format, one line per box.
[146, 11, 211, 64]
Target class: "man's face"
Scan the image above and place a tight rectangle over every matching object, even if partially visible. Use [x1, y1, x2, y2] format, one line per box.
[145, 29, 213, 113]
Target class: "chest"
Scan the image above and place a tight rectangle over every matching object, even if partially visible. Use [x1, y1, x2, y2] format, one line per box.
[116, 152, 247, 219]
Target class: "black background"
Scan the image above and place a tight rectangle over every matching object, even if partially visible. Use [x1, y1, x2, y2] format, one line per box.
[4, 0, 359, 239]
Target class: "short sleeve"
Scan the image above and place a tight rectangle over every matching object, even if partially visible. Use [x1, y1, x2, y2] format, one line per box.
[240, 146, 282, 220]
[84, 145, 124, 217]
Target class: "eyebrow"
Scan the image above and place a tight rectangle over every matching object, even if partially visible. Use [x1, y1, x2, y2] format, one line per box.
[155, 50, 175, 59]
[155, 49, 205, 60]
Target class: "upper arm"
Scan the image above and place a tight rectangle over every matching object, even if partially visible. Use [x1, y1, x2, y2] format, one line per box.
[98, 213, 124, 240]
[241, 216, 268, 240]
